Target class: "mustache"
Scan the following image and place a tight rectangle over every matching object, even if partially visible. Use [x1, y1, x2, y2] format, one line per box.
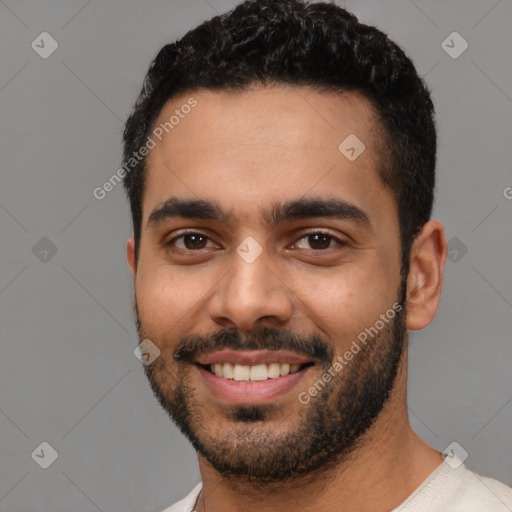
[173, 326, 333, 366]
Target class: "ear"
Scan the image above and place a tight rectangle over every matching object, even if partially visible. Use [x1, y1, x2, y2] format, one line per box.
[405, 219, 447, 331]
[126, 236, 136, 276]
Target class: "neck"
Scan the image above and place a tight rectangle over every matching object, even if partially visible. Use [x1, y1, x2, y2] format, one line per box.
[194, 347, 443, 512]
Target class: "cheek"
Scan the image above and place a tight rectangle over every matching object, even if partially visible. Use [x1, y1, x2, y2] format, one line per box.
[135, 265, 203, 336]
[290, 264, 397, 342]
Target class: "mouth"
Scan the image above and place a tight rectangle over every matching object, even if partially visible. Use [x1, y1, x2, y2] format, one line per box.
[192, 349, 316, 403]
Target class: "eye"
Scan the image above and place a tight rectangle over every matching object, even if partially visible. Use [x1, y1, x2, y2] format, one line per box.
[166, 232, 216, 251]
[292, 231, 345, 251]
[164, 230, 346, 254]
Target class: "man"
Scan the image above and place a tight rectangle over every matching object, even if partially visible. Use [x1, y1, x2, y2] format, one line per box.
[122, 1, 512, 511]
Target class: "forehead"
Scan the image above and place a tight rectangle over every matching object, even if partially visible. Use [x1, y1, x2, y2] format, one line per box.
[150, 84, 380, 156]
[142, 84, 393, 228]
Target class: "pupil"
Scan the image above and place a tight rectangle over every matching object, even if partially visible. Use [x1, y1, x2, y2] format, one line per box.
[185, 234, 206, 249]
[310, 233, 330, 249]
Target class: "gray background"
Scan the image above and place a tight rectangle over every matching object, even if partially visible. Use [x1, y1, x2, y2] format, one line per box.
[1, 0, 511, 510]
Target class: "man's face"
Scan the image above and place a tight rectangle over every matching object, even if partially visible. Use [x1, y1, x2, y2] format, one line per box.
[128, 85, 407, 482]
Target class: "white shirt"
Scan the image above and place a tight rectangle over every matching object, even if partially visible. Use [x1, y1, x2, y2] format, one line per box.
[161, 457, 512, 512]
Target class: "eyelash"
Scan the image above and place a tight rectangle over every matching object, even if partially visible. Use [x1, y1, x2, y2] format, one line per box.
[164, 230, 346, 253]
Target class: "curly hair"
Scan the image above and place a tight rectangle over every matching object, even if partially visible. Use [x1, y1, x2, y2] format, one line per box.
[122, 0, 436, 275]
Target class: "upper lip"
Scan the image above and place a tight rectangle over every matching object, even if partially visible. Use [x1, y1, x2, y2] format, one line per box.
[194, 349, 312, 366]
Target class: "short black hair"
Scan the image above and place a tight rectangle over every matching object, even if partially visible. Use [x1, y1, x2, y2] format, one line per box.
[122, 0, 436, 276]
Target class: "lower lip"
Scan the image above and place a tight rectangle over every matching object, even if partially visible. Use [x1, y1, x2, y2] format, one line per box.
[195, 364, 312, 404]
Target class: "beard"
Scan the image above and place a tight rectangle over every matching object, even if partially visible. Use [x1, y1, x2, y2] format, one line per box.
[135, 277, 408, 485]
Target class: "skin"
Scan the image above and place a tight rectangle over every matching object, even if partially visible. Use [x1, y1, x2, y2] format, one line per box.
[126, 84, 448, 512]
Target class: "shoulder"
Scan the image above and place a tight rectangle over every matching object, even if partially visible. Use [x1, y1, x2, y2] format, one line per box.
[160, 482, 202, 512]
[394, 458, 512, 512]
[449, 467, 512, 511]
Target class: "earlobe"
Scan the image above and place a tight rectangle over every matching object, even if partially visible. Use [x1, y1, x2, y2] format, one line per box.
[127, 236, 136, 276]
[405, 220, 447, 331]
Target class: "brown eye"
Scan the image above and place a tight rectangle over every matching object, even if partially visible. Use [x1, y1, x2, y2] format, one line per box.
[183, 234, 208, 249]
[167, 232, 213, 251]
[294, 232, 343, 251]
[307, 233, 332, 250]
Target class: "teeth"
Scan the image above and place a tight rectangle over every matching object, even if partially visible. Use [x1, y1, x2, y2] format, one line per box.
[233, 364, 250, 381]
[223, 363, 234, 379]
[250, 364, 268, 381]
[268, 363, 281, 378]
[209, 362, 305, 380]
[214, 363, 223, 377]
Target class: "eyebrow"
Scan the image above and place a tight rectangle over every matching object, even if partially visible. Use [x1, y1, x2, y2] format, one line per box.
[147, 196, 373, 232]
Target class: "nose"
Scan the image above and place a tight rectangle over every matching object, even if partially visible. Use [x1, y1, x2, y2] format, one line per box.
[206, 248, 294, 332]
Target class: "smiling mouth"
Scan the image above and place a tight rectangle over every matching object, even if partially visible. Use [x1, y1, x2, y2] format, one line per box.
[196, 362, 315, 381]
